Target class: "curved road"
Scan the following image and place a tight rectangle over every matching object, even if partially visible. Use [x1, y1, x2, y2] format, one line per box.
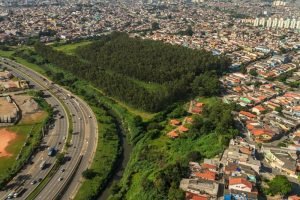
[0, 58, 98, 200]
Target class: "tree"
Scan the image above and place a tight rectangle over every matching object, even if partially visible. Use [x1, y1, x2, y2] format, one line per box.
[267, 175, 292, 196]
[249, 69, 258, 76]
[187, 151, 202, 161]
[151, 22, 160, 30]
[191, 72, 220, 96]
[56, 153, 65, 165]
[82, 168, 96, 179]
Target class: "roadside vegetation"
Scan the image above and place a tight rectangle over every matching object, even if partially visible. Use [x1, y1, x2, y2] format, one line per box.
[0, 46, 143, 198]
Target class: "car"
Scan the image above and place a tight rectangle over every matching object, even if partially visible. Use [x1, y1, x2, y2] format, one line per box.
[58, 142, 61, 145]
[88, 115, 92, 118]
[38, 178, 42, 182]
[58, 177, 63, 181]
[78, 117, 81, 120]
[61, 169, 65, 173]
[31, 180, 37, 185]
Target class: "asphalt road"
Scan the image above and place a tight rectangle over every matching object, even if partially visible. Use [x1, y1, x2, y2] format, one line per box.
[0, 58, 98, 200]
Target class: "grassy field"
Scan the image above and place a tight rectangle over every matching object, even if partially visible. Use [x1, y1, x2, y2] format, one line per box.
[53, 41, 92, 55]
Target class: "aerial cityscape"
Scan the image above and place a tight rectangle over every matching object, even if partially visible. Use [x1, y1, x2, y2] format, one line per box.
[0, 0, 299, 200]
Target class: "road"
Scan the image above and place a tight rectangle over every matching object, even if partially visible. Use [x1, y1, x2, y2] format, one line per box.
[0, 58, 98, 200]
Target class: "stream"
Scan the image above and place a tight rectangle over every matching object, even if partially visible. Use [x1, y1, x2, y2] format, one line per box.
[97, 120, 132, 200]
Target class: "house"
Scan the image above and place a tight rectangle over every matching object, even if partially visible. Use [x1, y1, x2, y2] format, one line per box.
[170, 119, 181, 126]
[167, 130, 179, 139]
[178, 125, 189, 133]
[186, 192, 209, 200]
[193, 170, 216, 181]
[289, 195, 300, 200]
[252, 105, 266, 115]
[239, 111, 257, 121]
[228, 177, 253, 193]
[250, 128, 274, 143]
[180, 179, 219, 199]
[263, 147, 298, 178]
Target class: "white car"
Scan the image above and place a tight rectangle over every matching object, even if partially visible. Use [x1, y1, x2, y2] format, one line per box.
[58, 177, 63, 181]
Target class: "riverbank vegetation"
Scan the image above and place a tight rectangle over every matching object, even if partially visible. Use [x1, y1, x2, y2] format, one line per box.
[109, 99, 238, 200]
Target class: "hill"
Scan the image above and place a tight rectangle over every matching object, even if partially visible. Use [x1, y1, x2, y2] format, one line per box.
[35, 32, 231, 112]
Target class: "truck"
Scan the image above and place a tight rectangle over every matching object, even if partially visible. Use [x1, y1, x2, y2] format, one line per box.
[40, 160, 46, 170]
[48, 147, 56, 156]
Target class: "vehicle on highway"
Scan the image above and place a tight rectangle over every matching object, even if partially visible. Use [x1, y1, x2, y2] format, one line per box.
[58, 177, 63, 181]
[89, 115, 92, 118]
[67, 93, 73, 98]
[48, 147, 56, 156]
[7, 191, 14, 199]
[13, 187, 25, 198]
[31, 180, 37, 185]
[61, 168, 65, 173]
[40, 160, 46, 170]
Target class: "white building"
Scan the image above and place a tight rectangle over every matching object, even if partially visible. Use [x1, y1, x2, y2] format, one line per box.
[272, 18, 278, 28]
[254, 18, 259, 27]
[278, 18, 284, 28]
[290, 19, 297, 29]
[266, 18, 272, 28]
[259, 18, 266, 27]
[284, 18, 290, 29]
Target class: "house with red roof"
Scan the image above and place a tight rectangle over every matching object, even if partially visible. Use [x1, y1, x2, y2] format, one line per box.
[250, 128, 274, 143]
[252, 105, 266, 115]
[239, 111, 257, 121]
[289, 195, 300, 200]
[170, 119, 181, 126]
[193, 170, 216, 181]
[167, 130, 179, 139]
[178, 125, 189, 133]
[228, 177, 253, 193]
[186, 192, 209, 200]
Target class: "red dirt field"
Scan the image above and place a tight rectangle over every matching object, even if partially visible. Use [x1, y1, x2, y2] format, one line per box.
[0, 128, 17, 157]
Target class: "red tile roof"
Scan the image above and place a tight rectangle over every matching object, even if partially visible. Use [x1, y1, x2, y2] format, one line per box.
[186, 192, 209, 200]
[239, 111, 256, 119]
[178, 126, 189, 132]
[289, 195, 300, 200]
[229, 177, 252, 190]
[253, 105, 266, 112]
[202, 163, 217, 171]
[194, 170, 216, 181]
[170, 119, 181, 126]
[251, 129, 273, 137]
[167, 130, 179, 138]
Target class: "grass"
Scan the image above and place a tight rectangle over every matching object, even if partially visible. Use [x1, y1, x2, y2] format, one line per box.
[89, 85, 155, 121]
[53, 41, 92, 55]
[0, 50, 14, 57]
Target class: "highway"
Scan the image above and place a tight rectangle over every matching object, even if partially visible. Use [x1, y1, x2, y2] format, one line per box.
[0, 58, 98, 200]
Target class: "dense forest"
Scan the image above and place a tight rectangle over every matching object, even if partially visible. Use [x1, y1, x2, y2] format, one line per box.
[34, 32, 231, 112]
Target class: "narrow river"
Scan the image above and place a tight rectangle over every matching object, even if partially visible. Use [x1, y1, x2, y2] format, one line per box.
[98, 119, 132, 200]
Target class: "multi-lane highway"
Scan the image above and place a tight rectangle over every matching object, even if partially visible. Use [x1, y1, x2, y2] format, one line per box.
[0, 58, 98, 200]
